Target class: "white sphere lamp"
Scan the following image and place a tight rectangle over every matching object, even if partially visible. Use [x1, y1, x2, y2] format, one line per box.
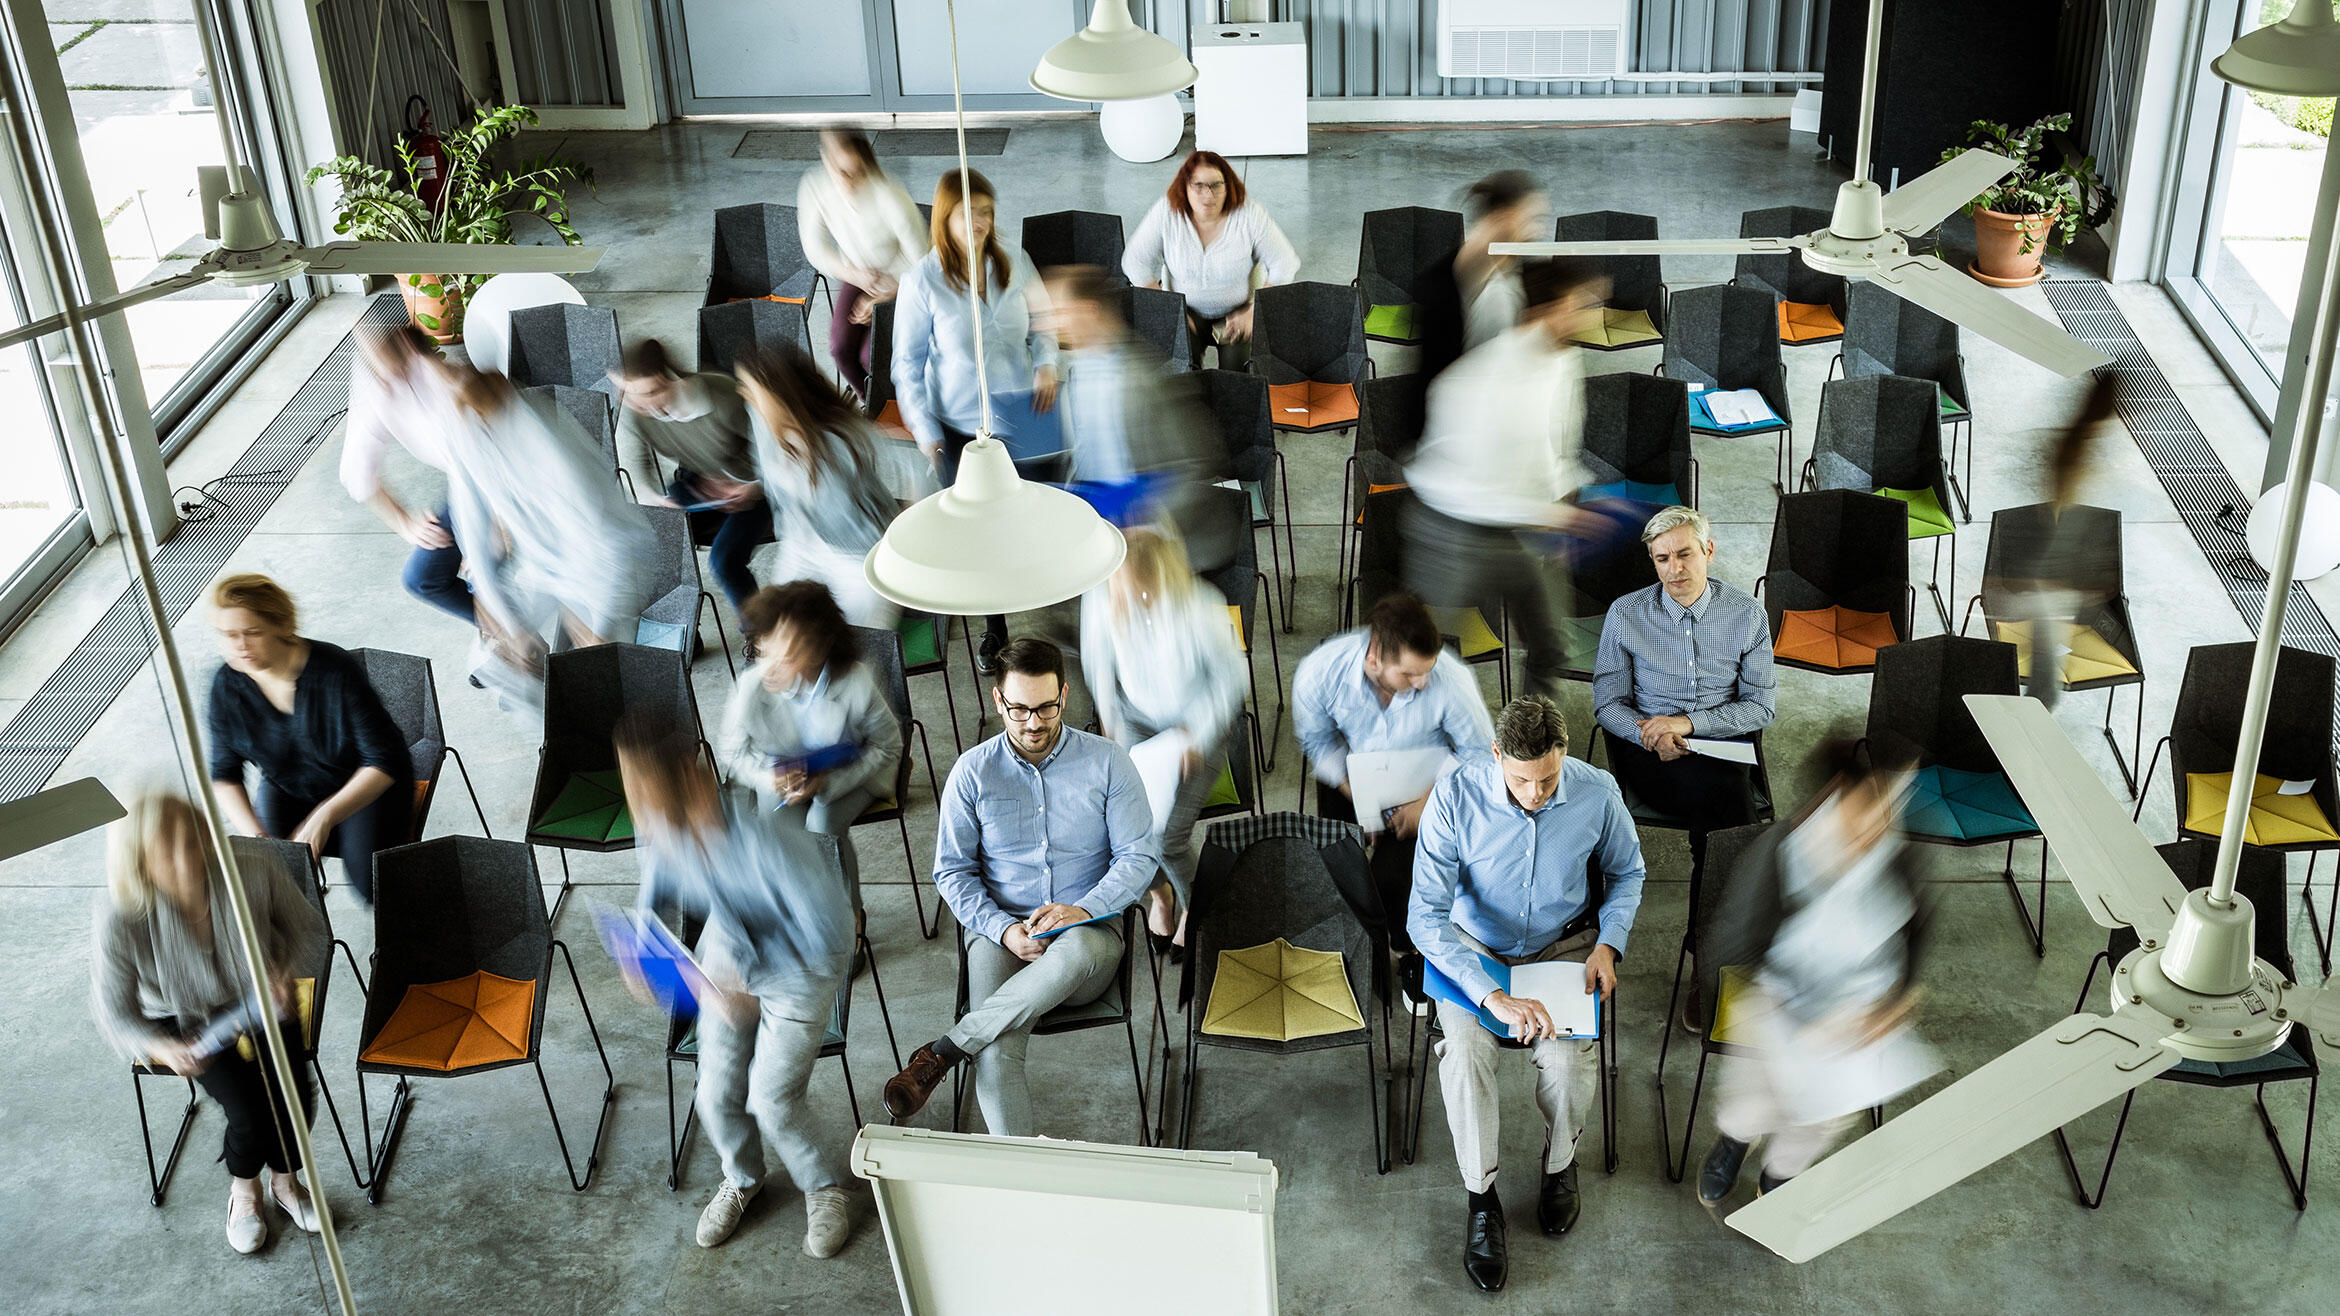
[462, 272, 585, 373]
[1100, 94, 1185, 163]
[866, 437, 1126, 615]
[1031, 0, 1197, 101]
[2247, 480, 2340, 580]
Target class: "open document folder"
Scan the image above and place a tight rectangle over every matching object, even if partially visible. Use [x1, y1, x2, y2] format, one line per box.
[1425, 953, 1601, 1041]
[1348, 748, 1454, 835]
[1201, 938, 1366, 1042]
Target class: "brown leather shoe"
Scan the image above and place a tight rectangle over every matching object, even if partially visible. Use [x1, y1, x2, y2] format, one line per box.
[884, 1043, 958, 1122]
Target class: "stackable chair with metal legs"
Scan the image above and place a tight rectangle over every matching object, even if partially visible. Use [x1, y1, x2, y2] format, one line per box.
[852, 624, 948, 939]
[1832, 280, 1974, 518]
[1757, 490, 1915, 679]
[637, 505, 740, 677]
[1251, 280, 1372, 441]
[1355, 206, 1463, 345]
[1556, 210, 1668, 351]
[350, 646, 490, 843]
[1021, 210, 1127, 282]
[1123, 286, 1193, 373]
[1202, 483, 1284, 772]
[1580, 371, 1696, 507]
[1803, 374, 1958, 631]
[706, 202, 827, 343]
[1736, 204, 1846, 345]
[1201, 368, 1295, 624]
[1661, 284, 1794, 491]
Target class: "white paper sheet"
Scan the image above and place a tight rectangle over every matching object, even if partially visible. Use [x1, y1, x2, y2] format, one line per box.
[1685, 737, 1760, 765]
[1504, 960, 1601, 1039]
[2279, 779, 2318, 796]
[1128, 731, 1193, 834]
[1348, 748, 1455, 834]
[1704, 387, 1779, 427]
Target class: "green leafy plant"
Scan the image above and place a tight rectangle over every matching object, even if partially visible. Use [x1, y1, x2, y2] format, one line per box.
[303, 104, 593, 328]
[1939, 114, 2116, 257]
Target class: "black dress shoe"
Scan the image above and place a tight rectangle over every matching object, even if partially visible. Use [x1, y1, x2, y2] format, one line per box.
[1699, 1136, 1750, 1206]
[1463, 1206, 1508, 1291]
[1757, 1169, 1792, 1196]
[1536, 1164, 1580, 1237]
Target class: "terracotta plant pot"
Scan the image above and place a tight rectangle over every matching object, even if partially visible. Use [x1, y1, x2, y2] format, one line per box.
[400, 273, 465, 343]
[1969, 206, 2061, 288]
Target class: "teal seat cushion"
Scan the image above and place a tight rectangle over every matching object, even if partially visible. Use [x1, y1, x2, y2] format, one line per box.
[1937, 390, 1970, 422]
[1582, 480, 1684, 508]
[1903, 764, 2036, 841]
[673, 988, 849, 1060]
[1364, 303, 1417, 341]
[1559, 615, 1604, 674]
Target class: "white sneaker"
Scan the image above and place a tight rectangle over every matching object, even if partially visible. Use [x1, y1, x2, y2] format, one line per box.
[272, 1172, 321, 1233]
[803, 1185, 854, 1259]
[696, 1181, 759, 1248]
[227, 1179, 267, 1254]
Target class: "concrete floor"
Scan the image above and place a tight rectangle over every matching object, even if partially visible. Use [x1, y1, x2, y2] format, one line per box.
[2, 117, 2334, 1314]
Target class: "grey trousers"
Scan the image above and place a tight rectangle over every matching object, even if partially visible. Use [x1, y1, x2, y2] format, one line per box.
[1432, 926, 1600, 1193]
[1402, 499, 1570, 701]
[946, 922, 1123, 1137]
[696, 978, 849, 1195]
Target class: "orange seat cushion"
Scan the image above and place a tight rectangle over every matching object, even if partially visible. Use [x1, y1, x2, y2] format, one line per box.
[1268, 381, 1360, 431]
[1775, 605, 1899, 670]
[734, 293, 809, 306]
[360, 971, 536, 1072]
[1778, 301, 1844, 343]
[409, 778, 432, 841]
[1358, 480, 1407, 524]
[875, 400, 908, 437]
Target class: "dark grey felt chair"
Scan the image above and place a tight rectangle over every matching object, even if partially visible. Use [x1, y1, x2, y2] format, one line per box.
[1834, 281, 1974, 516]
[526, 643, 705, 916]
[636, 505, 737, 677]
[1356, 206, 1463, 344]
[349, 647, 489, 841]
[1200, 368, 1293, 625]
[851, 624, 946, 939]
[519, 382, 623, 494]
[1250, 281, 1371, 436]
[705, 202, 824, 318]
[354, 836, 614, 1199]
[1735, 204, 1844, 343]
[1122, 285, 1193, 373]
[1556, 210, 1669, 347]
[1181, 815, 1387, 1171]
[1661, 283, 1794, 490]
[697, 297, 811, 375]
[508, 303, 622, 396]
[1757, 490, 1914, 677]
[1805, 374, 1957, 628]
[1201, 483, 1283, 772]
[1580, 371, 1696, 508]
[1022, 210, 1127, 281]
[1340, 373, 1425, 592]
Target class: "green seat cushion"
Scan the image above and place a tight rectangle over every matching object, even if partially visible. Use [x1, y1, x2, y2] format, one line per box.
[898, 615, 941, 668]
[1364, 303, 1417, 341]
[1877, 486, 1956, 538]
[1206, 760, 1242, 810]
[1937, 391, 1970, 421]
[534, 769, 634, 842]
[1559, 615, 1605, 674]
[1903, 764, 2036, 841]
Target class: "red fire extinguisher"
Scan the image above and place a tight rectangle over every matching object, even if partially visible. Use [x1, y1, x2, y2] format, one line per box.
[403, 96, 451, 212]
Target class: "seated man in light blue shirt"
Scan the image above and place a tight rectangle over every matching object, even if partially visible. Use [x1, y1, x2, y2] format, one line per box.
[1408, 696, 1645, 1293]
[1294, 592, 1495, 960]
[882, 638, 1158, 1136]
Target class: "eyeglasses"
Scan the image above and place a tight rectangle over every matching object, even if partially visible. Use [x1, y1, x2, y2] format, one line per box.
[1002, 700, 1065, 723]
[1188, 179, 1227, 192]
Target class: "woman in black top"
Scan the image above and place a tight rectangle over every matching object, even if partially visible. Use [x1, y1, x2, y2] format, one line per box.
[206, 573, 411, 904]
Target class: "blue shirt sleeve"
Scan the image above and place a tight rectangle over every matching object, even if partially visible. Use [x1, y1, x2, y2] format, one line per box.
[1434, 657, 1494, 757]
[1409, 773, 1501, 1007]
[1292, 645, 1349, 787]
[932, 752, 1018, 944]
[892, 263, 944, 452]
[1591, 595, 1643, 742]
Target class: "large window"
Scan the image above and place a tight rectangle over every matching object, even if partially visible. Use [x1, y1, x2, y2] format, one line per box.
[0, 222, 76, 591]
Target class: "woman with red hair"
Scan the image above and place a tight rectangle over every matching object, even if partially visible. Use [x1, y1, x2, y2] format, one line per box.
[1121, 150, 1299, 369]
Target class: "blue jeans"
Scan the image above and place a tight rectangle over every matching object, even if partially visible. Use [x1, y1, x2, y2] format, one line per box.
[400, 504, 474, 623]
[672, 472, 772, 613]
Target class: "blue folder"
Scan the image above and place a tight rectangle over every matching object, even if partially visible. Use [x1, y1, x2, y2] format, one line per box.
[987, 389, 1066, 463]
[1687, 388, 1782, 433]
[1423, 953, 1602, 1041]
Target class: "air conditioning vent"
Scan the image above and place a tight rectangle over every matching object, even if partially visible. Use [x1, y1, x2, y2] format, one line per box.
[1437, 0, 1632, 82]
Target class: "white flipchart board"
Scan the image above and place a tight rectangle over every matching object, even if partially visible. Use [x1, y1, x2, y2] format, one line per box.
[852, 1126, 1279, 1315]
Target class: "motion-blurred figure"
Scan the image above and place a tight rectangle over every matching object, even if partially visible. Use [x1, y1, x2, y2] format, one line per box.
[341, 324, 471, 621]
[610, 337, 768, 614]
[1416, 171, 1552, 385]
[619, 719, 859, 1258]
[797, 126, 929, 396]
[1047, 264, 1240, 572]
[92, 792, 328, 1254]
[1406, 259, 1608, 702]
[442, 369, 655, 708]
[1697, 741, 1937, 1208]
[735, 342, 901, 629]
[1982, 375, 2122, 708]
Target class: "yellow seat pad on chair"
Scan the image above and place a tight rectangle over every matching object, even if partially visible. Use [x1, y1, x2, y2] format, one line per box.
[1568, 307, 1662, 349]
[361, 971, 537, 1071]
[1991, 620, 2141, 685]
[2184, 772, 2340, 847]
[1778, 300, 1844, 342]
[1201, 938, 1365, 1041]
[1429, 606, 1503, 659]
[1709, 966, 1759, 1048]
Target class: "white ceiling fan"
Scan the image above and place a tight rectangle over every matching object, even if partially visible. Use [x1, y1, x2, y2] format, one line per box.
[1490, 0, 2114, 379]
[0, 165, 602, 353]
[1725, 692, 2340, 1262]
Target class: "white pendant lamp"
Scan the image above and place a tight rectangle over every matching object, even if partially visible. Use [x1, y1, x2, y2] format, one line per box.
[2213, 0, 2340, 97]
[866, 439, 1126, 614]
[1031, 0, 1197, 101]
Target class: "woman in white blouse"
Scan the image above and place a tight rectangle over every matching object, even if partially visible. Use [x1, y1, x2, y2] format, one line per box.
[1079, 526, 1249, 948]
[1121, 149, 1300, 371]
[717, 580, 903, 902]
[797, 127, 929, 398]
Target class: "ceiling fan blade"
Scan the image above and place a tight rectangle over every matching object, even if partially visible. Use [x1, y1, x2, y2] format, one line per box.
[2288, 983, 2340, 1048]
[0, 777, 126, 862]
[1868, 255, 2113, 377]
[298, 242, 606, 277]
[1880, 149, 2017, 236]
[1488, 236, 1810, 259]
[0, 270, 211, 353]
[1964, 694, 2186, 939]
[1727, 1005, 2179, 1263]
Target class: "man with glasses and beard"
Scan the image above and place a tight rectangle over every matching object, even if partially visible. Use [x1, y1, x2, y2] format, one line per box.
[881, 638, 1158, 1136]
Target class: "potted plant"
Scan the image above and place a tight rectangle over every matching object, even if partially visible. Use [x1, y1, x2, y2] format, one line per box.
[1939, 113, 2115, 288]
[305, 104, 593, 342]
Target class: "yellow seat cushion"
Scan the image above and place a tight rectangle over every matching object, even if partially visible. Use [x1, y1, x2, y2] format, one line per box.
[1430, 606, 1503, 660]
[1990, 620, 2140, 685]
[360, 971, 536, 1072]
[1778, 300, 1844, 343]
[1201, 938, 1364, 1041]
[1226, 604, 1247, 653]
[1568, 306, 1663, 349]
[217, 978, 319, 1061]
[2183, 772, 2340, 847]
[1267, 380, 1361, 431]
[1775, 605, 1898, 670]
[1709, 966, 1758, 1047]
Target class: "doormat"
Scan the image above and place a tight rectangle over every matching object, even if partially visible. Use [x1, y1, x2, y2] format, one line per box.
[734, 128, 1010, 160]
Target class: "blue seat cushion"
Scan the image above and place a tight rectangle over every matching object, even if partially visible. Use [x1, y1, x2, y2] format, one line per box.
[1903, 764, 2037, 841]
[1581, 480, 1683, 508]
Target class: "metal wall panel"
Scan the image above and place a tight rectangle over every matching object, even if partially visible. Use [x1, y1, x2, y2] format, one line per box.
[505, 0, 624, 108]
[314, 0, 471, 167]
[2058, 0, 2149, 195]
